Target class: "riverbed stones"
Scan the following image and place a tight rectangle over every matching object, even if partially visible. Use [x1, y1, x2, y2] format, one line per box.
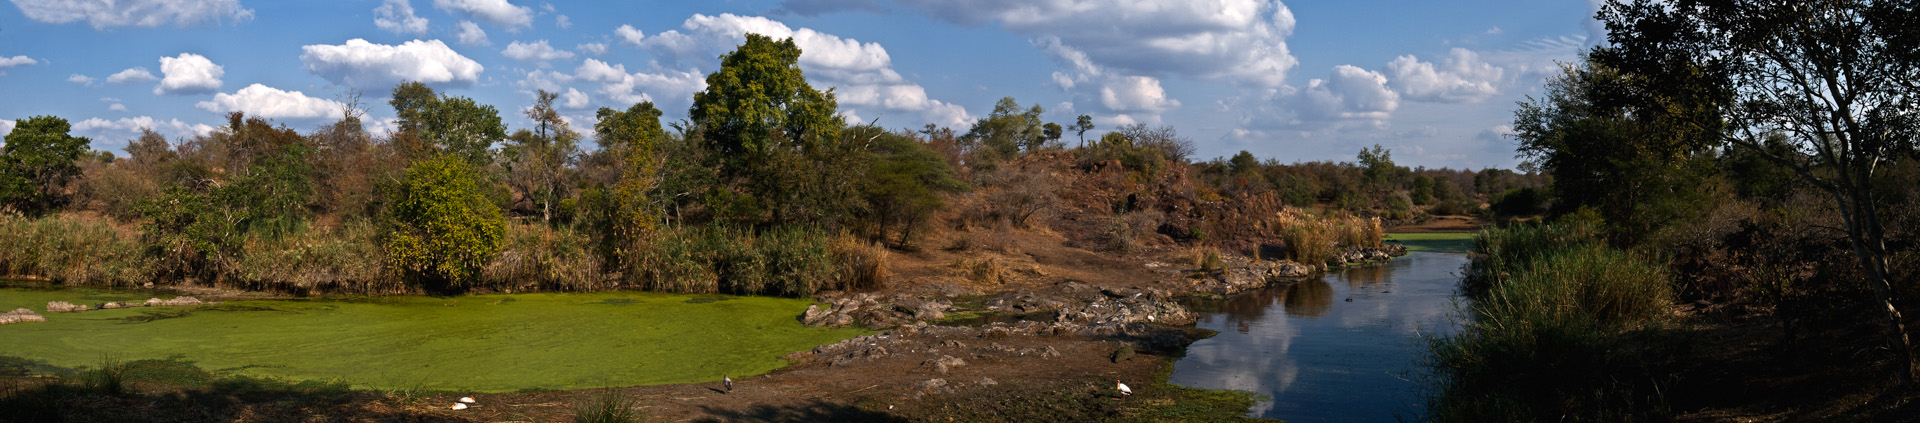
[922, 355, 966, 375]
[45, 301, 90, 312]
[0, 308, 46, 325]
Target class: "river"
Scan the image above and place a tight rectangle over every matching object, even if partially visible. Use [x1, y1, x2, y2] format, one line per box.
[1170, 249, 1469, 422]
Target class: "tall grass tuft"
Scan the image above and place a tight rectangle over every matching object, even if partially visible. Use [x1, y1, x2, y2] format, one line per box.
[832, 235, 889, 292]
[1427, 222, 1679, 423]
[1274, 208, 1335, 265]
[0, 213, 152, 287]
[627, 225, 849, 297]
[86, 354, 128, 396]
[483, 224, 608, 292]
[572, 389, 644, 423]
[231, 219, 394, 294]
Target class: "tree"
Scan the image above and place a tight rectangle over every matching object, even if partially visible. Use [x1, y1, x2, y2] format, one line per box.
[389, 82, 506, 167]
[852, 125, 967, 245]
[1115, 123, 1195, 164]
[1602, 0, 1920, 382]
[689, 34, 848, 224]
[381, 153, 506, 290]
[963, 97, 1046, 161]
[502, 90, 580, 223]
[1070, 114, 1095, 145]
[0, 116, 91, 215]
[583, 101, 668, 263]
[1042, 122, 1063, 148]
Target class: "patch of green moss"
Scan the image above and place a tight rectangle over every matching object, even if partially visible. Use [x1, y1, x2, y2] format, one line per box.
[0, 288, 869, 392]
[1386, 232, 1477, 254]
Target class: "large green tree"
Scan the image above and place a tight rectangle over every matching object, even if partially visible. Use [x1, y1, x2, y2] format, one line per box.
[688, 34, 849, 224]
[0, 116, 91, 215]
[502, 90, 580, 223]
[962, 97, 1046, 161]
[381, 153, 506, 290]
[389, 81, 506, 167]
[1601, 0, 1920, 382]
[581, 101, 669, 264]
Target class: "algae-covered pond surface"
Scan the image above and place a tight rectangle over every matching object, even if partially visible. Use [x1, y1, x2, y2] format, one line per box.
[0, 287, 867, 392]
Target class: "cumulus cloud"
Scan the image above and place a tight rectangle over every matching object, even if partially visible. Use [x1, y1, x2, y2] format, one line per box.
[11, 0, 252, 29]
[554, 14, 570, 29]
[0, 55, 37, 73]
[502, 40, 574, 65]
[577, 42, 608, 56]
[73, 116, 217, 144]
[1267, 65, 1398, 127]
[614, 24, 645, 46]
[154, 53, 223, 95]
[301, 38, 485, 90]
[455, 21, 490, 46]
[109, 103, 127, 112]
[432, 0, 532, 30]
[106, 67, 157, 83]
[898, 0, 1298, 88]
[195, 83, 347, 120]
[0, 119, 12, 137]
[1385, 48, 1504, 103]
[622, 13, 971, 127]
[374, 0, 429, 35]
[571, 58, 706, 109]
[1100, 75, 1180, 113]
[68, 74, 95, 86]
[560, 87, 589, 109]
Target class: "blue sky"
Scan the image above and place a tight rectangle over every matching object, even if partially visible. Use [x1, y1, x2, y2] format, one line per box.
[0, 0, 1604, 169]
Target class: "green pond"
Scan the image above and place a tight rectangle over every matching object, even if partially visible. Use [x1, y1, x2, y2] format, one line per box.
[0, 286, 867, 392]
[1384, 232, 1477, 254]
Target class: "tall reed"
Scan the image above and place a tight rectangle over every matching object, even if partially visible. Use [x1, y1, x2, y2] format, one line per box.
[0, 213, 152, 287]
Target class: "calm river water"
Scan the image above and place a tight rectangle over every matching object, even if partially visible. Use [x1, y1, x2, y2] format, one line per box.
[1171, 251, 1469, 422]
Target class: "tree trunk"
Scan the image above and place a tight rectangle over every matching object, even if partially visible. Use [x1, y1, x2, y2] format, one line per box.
[1842, 183, 1915, 385]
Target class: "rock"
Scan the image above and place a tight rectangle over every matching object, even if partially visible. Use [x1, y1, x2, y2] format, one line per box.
[801, 304, 832, 326]
[46, 301, 90, 312]
[918, 378, 949, 393]
[923, 355, 967, 375]
[826, 313, 855, 327]
[101, 302, 129, 309]
[1111, 345, 1136, 363]
[0, 308, 47, 325]
[978, 377, 998, 386]
[1041, 346, 1062, 358]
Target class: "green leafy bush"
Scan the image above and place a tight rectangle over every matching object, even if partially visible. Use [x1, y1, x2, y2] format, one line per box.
[381, 154, 507, 290]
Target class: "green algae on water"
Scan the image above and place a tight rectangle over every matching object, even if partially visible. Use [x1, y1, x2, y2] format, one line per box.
[1385, 232, 1476, 254]
[0, 288, 868, 392]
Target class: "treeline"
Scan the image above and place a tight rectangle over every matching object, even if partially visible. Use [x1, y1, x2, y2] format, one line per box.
[1429, 1, 1920, 420]
[0, 33, 1528, 296]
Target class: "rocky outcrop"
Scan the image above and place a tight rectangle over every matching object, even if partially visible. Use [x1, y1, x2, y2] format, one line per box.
[0, 308, 46, 325]
[47, 296, 218, 314]
[801, 293, 953, 329]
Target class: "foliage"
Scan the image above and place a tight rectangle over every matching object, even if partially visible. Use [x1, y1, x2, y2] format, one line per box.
[140, 137, 317, 280]
[390, 81, 506, 167]
[380, 153, 507, 290]
[573, 390, 643, 423]
[0, 213, 152, 286]
[627, 224, 854, 297]
[854, 125, 968, 246]
[581, 101, 670, 268]
[0, 116, 92, 215]
[1429, 222, 1677, 422]
[963, 97, 1048, 162]
[501, 90, 581, 223]
[690, 34, 848, 224]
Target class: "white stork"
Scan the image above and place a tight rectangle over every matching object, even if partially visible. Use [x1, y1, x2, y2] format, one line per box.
[1116, 381, 1132, 399]
[724, 374, 734, 393]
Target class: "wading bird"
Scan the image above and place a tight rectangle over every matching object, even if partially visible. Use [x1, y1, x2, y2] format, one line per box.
[450, 402, 468, 410]
[1117, 381, 1132, 399]
[459, 396, 476, 404]
[724, 374, 733, 393]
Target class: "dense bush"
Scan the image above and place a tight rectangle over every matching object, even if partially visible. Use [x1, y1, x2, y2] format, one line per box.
[627, 225, 872, 297]
[0, 213, 151, 286]
[381, 153, 507, 290]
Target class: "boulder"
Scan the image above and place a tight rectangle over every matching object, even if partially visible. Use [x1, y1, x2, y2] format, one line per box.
[46, 301, 90, 312]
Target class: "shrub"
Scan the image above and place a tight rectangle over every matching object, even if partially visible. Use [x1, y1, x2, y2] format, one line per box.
[0, 213, 151, 286]
[231, 219, 393, 294]
[381, 154, 507, 290]
[1274, 208, 1335, 265]
[832, 235, 889, 292]
[482, 223, 607, 292]
[572, 389, 643, 423]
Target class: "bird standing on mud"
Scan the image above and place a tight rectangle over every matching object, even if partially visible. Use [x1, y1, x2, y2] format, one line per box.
[1116, 381, 1132, 399]
[724, 374, 734, 393]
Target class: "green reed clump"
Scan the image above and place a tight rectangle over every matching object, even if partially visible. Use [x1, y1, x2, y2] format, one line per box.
[0, 213, 152, 287]
[231, 219, 394, 293]
[1427, 223, 1681, 423]
[572, 389, 644, 423]
[628, 225, 854, 297]
[482, 223, 607, 292]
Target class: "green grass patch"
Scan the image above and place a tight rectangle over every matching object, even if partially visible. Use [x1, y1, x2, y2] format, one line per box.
[0, 288, 869, 392]
[1385, 232, 1476, 254]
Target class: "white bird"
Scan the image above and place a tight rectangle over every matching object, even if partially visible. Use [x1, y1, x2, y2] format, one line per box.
[724, 374, 734, 393]
[450, 402, 468, 410]
[1116, 382, 1133, 399]
[458, 396, 476, 404]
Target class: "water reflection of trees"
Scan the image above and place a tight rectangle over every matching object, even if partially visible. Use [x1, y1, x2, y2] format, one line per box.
[1341, 264, 1390, 288]
[1215, 279, 1337, 333]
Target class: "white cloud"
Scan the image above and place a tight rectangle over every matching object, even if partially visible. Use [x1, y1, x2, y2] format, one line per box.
[10, 0, 252, 29]
[560, 87, 589, 109]
[374, 0, 429, 35]
[1385, 48, 1504, 103]
[432, 0, 532, 30]
[73, 116, 216, 144]
[108, 103, 127, 112]
[0, 119, 13, 137]
[455, 21, 490, 46]
[572, 58, 706, 109]
[502, 40, 574, 65]
[1099, 75, 1180, 113]
[1264, 64, 1398, 128]
[614, 24, 646, 46]
[106, 67, 158, 83]
[301, 38, 485, 90]
[625, 13, 972, 127]
[897, 0, 1297, 88]
[0, 55, 37, 73]
[555, 14, 571, 29]
[772, 0, 886, 17]
[154, 53, 223, 95]
[577, 42, 608, 56]
[195, 83, 347, 120]
[516, 68, 573, 93]
[67, 74, 95, 86]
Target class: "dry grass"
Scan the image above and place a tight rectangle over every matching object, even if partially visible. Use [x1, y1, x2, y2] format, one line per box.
[0, 213, 153, 287]
[832, 235, 890, 292]
[955, 257, 1008, 285]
